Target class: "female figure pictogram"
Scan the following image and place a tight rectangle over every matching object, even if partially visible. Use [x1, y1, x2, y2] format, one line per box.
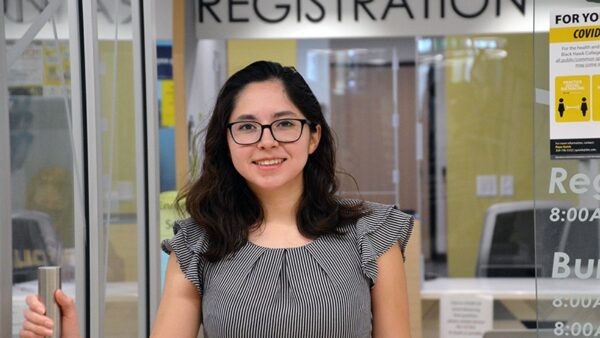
[581, 97, 588, 117]
[558, 98, 565, 117]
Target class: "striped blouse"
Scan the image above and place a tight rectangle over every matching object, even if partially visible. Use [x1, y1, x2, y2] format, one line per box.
[162, 201, 414, 338]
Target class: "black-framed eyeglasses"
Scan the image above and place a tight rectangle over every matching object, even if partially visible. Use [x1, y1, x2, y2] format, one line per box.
[227, 118, 312, 145]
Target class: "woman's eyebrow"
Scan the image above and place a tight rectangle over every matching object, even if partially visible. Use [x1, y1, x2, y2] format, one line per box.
[273, 111, 297, 118]
[233, 114, 257, 121]
[233, 111, 297, 121]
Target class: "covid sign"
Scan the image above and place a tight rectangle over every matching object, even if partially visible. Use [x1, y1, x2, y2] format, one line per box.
[550, 8, 600, 159]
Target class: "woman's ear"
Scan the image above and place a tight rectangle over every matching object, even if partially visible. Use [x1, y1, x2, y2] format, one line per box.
[308, 124, 321, 154]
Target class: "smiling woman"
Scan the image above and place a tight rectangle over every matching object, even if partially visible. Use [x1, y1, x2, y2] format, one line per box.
[157, 61, 413, 337]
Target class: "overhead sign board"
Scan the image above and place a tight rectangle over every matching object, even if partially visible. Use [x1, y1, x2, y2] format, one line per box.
[195, 0, 532, 39]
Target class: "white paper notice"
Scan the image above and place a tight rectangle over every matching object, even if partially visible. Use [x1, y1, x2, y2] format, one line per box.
[440, 295, 493, 338]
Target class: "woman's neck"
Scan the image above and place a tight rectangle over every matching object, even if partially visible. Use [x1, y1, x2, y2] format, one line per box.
[248, 175, 303, 225]
[249, 188, 313, 248]
[256, 188, 300, 227]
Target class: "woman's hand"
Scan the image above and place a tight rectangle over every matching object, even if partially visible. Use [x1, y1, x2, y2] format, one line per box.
[20, 289, 81, 338]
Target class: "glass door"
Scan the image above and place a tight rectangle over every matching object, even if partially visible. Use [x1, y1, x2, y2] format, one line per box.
[1, 1, 157, 337]
[416, 33, 538, 337]
[305, 48, 415, 207]
[3, 1, 83, 336]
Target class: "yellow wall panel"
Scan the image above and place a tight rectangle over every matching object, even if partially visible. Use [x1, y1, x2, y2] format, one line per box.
[227, 40, 297, 76]
[99, 41, 136, 214]
[446, 34, 535, 277]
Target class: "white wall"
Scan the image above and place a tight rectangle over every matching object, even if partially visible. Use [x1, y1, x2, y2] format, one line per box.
[330, 38, 415, 62]
[297, 39, 332, 123]
[155, 0, 173, 41]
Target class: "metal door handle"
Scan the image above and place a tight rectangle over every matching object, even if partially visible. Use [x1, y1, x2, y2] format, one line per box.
[38, 266, 61, 338]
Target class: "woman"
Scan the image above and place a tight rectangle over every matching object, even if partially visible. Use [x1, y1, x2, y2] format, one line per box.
[20, 61, 413, 338]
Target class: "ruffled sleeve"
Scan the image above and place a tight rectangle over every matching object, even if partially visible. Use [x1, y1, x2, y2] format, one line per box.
[161, 218, 209, 295]
[357, 202, 414, 287]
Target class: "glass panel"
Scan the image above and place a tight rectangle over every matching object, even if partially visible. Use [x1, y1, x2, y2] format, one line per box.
[305, 48, 403, 205]
[534, 1, 600, 337]
[5, 3, 78, 336]
[416, 34, 535, 275]
[96, 1, 141, 335]
[417, 33, 536, 336]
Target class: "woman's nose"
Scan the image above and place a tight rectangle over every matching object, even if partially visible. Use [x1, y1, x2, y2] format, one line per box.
[257, 127, 278, 148]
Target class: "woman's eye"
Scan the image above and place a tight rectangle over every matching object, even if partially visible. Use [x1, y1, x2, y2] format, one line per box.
[237, 123, 257, 131]
[275, 120, 296, 128]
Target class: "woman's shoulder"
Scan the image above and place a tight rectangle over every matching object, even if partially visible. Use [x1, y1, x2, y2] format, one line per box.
[162, 217, 210, 256]
[161, 217, 210, 294]
[339, 198, 414, 225]
[341, 199, 414, 286]
[339, 199, 414, 254]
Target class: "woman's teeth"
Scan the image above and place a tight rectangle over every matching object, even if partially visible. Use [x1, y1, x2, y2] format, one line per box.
[255, 159, 284, 166]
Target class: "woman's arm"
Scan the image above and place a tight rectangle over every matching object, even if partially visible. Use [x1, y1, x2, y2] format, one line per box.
[371, 243, 412, 338]
[150, 253, 202, 338]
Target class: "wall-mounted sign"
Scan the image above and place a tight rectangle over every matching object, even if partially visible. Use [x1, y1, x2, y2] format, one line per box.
[195, 0, 531, 39]
[439, 295, 493, 338]
[550, 8, 600, 159]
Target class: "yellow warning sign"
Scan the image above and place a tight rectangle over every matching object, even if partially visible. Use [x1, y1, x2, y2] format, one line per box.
[593, 75, 600, 122]
[550, 25, 600, 43]
[554, 75, 591, 122]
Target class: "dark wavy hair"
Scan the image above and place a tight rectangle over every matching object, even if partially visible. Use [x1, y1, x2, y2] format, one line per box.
[177, 60, 367, 261]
